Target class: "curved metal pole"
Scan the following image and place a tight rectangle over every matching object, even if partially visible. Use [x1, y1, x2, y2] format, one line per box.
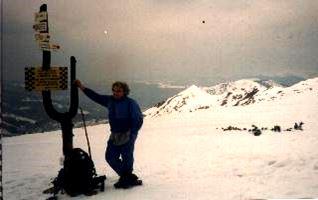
[39, 4, 78, 156]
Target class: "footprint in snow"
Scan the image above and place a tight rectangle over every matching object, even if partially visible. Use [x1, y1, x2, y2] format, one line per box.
[14, 182, 25, 188]
[313, 163, 318, 171]
[4, 180, 15, 185]
[271, 160, 288, 168]
[268, 160, 277, 166]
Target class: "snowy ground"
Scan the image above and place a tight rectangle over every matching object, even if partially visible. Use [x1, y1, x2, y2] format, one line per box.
[3, 84, 318, 200]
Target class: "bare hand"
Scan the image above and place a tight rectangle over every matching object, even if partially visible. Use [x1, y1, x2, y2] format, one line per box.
[74, 79, 85, 90]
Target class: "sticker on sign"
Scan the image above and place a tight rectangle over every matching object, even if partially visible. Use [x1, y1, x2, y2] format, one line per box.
[38, 42, 60, 51]
[35, 11, 48, 23]
[33, 22, 47, 32]
[35, 33, 50, 42]
[38, 42, 50, 50]
[50, 44, 61, 51]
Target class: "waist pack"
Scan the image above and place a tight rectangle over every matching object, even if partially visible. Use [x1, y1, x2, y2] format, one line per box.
[49, 148, 106, 198]
[109, 131, 131, 146]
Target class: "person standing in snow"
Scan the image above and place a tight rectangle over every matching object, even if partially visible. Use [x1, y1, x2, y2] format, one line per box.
[74, 80, 143, 189]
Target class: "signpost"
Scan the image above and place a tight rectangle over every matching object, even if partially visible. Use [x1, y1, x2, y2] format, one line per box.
[26, 4, 79, 157]
[24, 4, 105, 198]
[33, 9, 60, 52]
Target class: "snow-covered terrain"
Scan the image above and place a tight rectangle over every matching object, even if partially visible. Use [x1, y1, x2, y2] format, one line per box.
[144, 78, 318, 117]
[3, 77, 318, 200]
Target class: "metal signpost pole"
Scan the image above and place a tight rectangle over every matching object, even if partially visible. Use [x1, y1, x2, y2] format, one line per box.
[38, 4, 78, 157]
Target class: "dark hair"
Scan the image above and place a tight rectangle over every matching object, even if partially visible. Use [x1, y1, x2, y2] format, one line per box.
[112, 81, 130, 96]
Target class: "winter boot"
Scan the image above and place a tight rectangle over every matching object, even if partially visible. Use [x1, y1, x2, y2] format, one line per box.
[114, 173, 142, 189]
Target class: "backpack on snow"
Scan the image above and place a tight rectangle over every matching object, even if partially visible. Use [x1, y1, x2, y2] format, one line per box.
[48, 148, 106, 198]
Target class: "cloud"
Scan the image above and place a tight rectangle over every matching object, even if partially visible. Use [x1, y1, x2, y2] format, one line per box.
[3, 0, 318, 83]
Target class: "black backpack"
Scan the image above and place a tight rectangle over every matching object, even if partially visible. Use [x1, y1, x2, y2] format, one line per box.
[48, 148, 106, 198]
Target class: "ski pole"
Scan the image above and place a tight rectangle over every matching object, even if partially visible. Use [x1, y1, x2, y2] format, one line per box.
[80, 107, 92, 159]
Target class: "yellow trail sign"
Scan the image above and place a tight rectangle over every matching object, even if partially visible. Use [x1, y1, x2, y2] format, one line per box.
[25, 67, 68, 91]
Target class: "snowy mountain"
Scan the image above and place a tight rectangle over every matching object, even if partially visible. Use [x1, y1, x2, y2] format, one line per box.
[144, 85, 217, 117]
[144, 78, 318, 117]
[3, 77, 318, 200]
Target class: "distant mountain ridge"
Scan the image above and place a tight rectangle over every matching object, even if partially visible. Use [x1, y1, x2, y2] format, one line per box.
[144, 77, 318, 117]
[1, 76, 312, 135]
[1, 81, 183, 136]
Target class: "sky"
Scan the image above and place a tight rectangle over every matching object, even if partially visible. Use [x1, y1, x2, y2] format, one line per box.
[2, 0, 318, 85]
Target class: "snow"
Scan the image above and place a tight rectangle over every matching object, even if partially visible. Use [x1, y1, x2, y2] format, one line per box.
[145, 78, 318, 117]
[22, 98, 42, 102]
[157, 82, 186, 89]
[144, 85, 217, 117]
[3, 77, 318, 200]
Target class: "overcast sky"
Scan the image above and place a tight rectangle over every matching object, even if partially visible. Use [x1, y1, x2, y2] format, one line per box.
[3, 0, 318, 85]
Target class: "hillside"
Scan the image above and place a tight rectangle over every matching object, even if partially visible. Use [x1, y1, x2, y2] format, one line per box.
[3, 77, 318, 200]
[145, 77, 318, 117]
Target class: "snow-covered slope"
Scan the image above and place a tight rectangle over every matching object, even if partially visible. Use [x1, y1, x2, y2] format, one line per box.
[3, 77, 318, 200]
[145, 78, 318, 117]
[205, 79, 271, 107]
[143, 85, 217, 117]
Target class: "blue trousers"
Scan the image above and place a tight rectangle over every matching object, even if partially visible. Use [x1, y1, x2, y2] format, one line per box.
[105, 133, 137, 176]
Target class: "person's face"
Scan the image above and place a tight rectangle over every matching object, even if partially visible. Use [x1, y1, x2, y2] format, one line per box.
[112, 86, 124, 99]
